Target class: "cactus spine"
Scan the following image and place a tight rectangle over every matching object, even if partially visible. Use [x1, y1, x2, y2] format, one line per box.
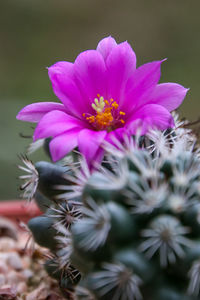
[19, 119, 200, 299]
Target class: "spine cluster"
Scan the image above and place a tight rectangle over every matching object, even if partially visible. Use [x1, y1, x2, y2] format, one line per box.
[19, 119, 200, 300]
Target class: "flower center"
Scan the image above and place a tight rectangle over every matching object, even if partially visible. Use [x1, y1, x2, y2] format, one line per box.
[83, 94, 126, 131]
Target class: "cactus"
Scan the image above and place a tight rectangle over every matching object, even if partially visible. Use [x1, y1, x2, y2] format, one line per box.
[18, 116, 200, 299]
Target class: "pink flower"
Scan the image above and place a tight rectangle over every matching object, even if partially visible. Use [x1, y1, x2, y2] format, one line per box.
[16, 36, 188, 164]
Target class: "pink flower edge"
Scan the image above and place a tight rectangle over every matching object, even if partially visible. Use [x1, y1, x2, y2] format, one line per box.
[16, 36, 188, 165]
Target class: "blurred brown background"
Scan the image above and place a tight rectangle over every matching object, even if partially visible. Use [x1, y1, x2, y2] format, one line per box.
[0, 0, 200, 199]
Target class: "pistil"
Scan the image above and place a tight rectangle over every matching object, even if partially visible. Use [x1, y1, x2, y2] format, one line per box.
[83, 95, 126, 131]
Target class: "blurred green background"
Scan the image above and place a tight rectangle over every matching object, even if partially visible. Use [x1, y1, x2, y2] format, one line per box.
[0, 0, 200, 199]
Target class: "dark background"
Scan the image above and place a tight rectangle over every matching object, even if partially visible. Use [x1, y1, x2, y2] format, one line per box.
[0, 0, 200, 199]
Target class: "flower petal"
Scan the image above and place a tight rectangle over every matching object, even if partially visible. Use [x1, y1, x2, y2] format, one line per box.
[16, 102, 66, 122]
[49, 128, 80, 161]
[96, 36, 117, 61]
[147, 83, 189, 112]
[78, 129, 107, 165]
[74, 50, 107, 110]
[105, 127, 125, 145]
[106, 41, 137, 102]
[122, 60, 165, 114]
[48, 61, 86, 117]
[126, 104, 174, 134]
[33, 110, 85, 141]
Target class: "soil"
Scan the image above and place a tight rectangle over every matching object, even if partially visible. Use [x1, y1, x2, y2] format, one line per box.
[0, 216, 65, 300]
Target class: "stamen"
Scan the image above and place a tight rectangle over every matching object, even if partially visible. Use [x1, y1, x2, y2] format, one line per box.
[120, 111, 126, 115]
[83, 95, 126, 131]
[86, 116, 95, 123]
[112, 101, 119, 109]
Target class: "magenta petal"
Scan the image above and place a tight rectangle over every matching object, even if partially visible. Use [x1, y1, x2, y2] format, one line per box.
[16, 102, 66, 122]
[147, 83, 189, 112]
[96, 36, 117, 61]
[106, 127, 125, 145]
[48, 61, 86, 117]
[126, 104, 174, 134]
[78, 129, 107, 165]
[33, 110, 85, 141]
[74, 50, 107, 108]
[122, 60, 165, 114]
[49, 129, 80, 161]
[106, 41, 137, 102]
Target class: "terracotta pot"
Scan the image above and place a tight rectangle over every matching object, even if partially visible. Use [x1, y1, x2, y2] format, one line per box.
[0, 200, 42, 224]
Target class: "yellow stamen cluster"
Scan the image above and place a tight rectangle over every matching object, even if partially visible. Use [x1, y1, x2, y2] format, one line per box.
[83, 95, 126, 130]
